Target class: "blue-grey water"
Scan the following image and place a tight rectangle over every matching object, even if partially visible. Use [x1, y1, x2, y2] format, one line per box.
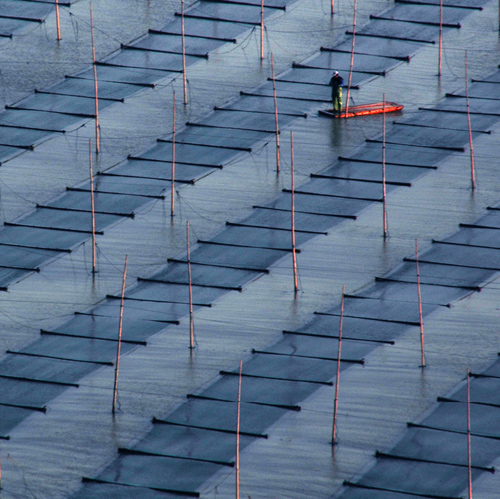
[0, 0, 500, 497]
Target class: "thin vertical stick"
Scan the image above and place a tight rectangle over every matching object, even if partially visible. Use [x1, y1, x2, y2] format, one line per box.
[465, 51, 476, 190]
[382, 94, 388, 239]
[171, 91, 176, 218]
[90, 3, 99, 154]
[112, 255, 128, 415]
[187, 221, 194, 349]
[271, 53, 280, 173]
[438, 0, 443, 76]
[345, 0, 357, 118]
[331, 0, 334, 16]
[260, 0, 264, 60]
[467, 368, 472, 499]
[291, 132, 298, 295]
[182, 0, 188, 105]
[332, 285, 345, 447]
[89, 140, 96, 274]
[416, 239, 426, 368]
[55, 0, 61, 41]
[236, 360, 242, 499]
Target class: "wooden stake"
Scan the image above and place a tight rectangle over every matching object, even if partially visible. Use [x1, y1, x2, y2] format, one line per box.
[89, 140, 96, 274]
[187, 221, 194, 349]
[55, 0, 61, 41]
[345, 0, 357, 118]
[171, 91, 176, 218]
[332, 285, 345, 447]
[112, 255, 128, 414]
[271, 53, 280, 173]
[236, 360, 242, 499]
[260, 0, 264, 60]
[465, 51, 476, 190]
[467, 368, 472, 499]
[382, 94, 388, 239]
[90, 3, 100, 154]
[331, 0, 334, 16]
[291, 132, 298, 295]
[416, 239, 426, 368]
[438, 0, 443, 76]
[182, 0, 188, 105]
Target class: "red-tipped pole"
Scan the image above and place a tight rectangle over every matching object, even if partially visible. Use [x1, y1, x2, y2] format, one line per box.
[236, 360, 243, 499]
[416, 239, 426, 368]
[89, 140, 96, 274]
[171, 91, 176, 218]
[465, 51, 476, 190]
[438, 0, 443, 76]
[291, 132, 298, 296]
[345, 0, 357, 118]
[181, 0, 187, 105]
[467, 368, 472, 499]
[382, 94, 388, 239]
[271, 53, 280, 173]
[112, 255, 128, 414]
[55, 0, 61, 41]
[260, 0, 264, 60]
[187, 221, 194, 349]
[332, 285, 345, 447]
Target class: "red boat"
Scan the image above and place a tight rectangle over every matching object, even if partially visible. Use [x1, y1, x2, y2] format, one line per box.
[319, 101, 403, 118]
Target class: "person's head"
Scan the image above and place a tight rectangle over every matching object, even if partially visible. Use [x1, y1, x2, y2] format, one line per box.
[334, 71, 339, 76]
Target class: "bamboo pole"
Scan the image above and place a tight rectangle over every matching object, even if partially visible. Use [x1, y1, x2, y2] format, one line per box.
[182, 0, 188, 105]
[112, 255, 128, 414]
[187, 221, 194, 349]
[382, 94, 388, 239]
[90, 3, 100, 154]
[438, 0, 443, 76]
[467, 368, 472, 499]
[465, 51, 476, 190]
[260, 0, 264, 60]
[55, 0, 61, 41]
[345, 0, 357, 118]
[467, 369, 473, 499]
[171, 91, 176, 218]
[416, 239, 426, 368]
[271, 53, 280, 173]
[332, 285, 345, 447]
[89, 140, 97, 274]
[236, 360, 242, 499]
[291, 132, 298, 295]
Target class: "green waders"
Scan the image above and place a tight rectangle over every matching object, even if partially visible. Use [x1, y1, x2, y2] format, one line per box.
[333, 87, 342, 115]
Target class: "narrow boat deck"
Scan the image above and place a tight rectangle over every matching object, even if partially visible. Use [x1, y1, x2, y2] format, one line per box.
[319, 101, 403, 118]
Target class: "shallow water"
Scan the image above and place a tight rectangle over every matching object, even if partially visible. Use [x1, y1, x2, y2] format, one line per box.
[0, 0, 500, 497]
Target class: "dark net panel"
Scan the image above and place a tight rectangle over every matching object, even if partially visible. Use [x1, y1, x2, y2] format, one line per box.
[330, 36, 424, 60]
[374, 4, 471, 25]
[324, 159, 428, 184]
[299, 51, 402, 74]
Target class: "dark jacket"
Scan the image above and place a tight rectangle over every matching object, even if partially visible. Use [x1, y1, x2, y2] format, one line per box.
[329, 74, 344, 90]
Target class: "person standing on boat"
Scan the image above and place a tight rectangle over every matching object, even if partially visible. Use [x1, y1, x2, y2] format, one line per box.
[329, 71, 344, 116]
